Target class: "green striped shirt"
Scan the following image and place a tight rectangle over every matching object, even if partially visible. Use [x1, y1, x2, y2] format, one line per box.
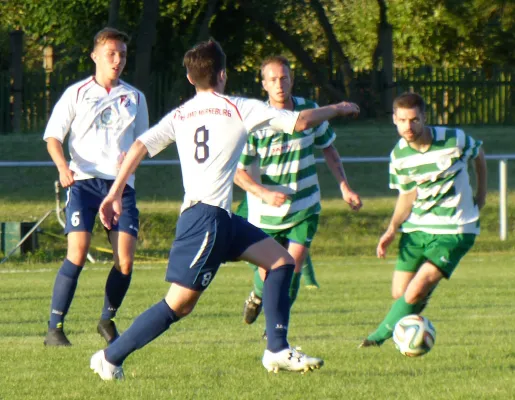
[390, 126, 482, 234]
[238, 97, 335, 230]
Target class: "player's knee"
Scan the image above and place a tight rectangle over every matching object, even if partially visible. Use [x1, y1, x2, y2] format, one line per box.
[116, 259, 134, 274]
[66, 249, 88, 266]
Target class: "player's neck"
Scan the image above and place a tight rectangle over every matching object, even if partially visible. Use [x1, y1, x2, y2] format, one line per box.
[94, 75, 119, 91]
[411, 127, 432, 153]
[269, 96, 294, 111]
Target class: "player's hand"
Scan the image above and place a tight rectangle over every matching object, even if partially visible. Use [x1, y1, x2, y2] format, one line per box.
[376, 229, 396, 259]
[262, 190, 289, 207]
[342, 188, 362, 211]
[99, 193, 123, 230]
[335, 102, 360, 118]
[58, 166, 75, 188]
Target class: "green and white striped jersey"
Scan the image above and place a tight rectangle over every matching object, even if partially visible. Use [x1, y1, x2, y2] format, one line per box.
[389, 126, 482, 235]
[238, 97, 335, 231]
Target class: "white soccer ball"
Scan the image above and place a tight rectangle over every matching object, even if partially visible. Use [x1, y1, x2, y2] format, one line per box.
[392, 314, 436, 357]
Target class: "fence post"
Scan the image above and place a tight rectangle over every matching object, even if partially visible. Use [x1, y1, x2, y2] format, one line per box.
[499, 159, 508, 241]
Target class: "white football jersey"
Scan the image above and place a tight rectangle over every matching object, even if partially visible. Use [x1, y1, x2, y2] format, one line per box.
[139, 91, 299, 213]
[43, 77, 149, 188]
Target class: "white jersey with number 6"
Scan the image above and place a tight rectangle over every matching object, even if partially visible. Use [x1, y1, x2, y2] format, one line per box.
[138, 92, 299, 213]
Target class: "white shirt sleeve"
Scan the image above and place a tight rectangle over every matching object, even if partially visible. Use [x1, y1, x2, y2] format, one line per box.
[137, 109, 177, 157]
[232, 97, 299, 135]
[43, 87, 76, 143]
[134, 93, 149, 138]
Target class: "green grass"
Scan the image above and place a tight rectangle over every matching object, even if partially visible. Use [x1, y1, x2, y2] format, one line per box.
[0, 255, 514, 399]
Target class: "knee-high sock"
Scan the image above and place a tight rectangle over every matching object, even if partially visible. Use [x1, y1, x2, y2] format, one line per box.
[101, 266, 132, 320]
[289, 272, 301, 306]
[263, 264, 294, 352]
[105, 300, 180, 366]
[367, 295, 420, 344]
[301, 254, 319, 287]
[49, 259, 83, 329]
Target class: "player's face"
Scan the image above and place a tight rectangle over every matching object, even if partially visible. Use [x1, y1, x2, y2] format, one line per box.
[262, 63, 293, 104]
[393, 107, 426, 143]
[91, 39, 127, 85]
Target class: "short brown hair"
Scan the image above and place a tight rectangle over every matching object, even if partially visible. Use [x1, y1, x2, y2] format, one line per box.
[393, 92, 426, 113]
[183, 39, 226, 90]
[260, 55, 291, 79]
[93, 27, 130, 49]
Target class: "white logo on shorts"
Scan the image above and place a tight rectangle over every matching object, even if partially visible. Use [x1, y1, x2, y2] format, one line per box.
[440, 256, 450, 264]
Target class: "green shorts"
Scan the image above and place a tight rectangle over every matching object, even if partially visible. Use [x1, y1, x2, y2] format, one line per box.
[264, 214, 320, 249]
[396, 231, 476, 278]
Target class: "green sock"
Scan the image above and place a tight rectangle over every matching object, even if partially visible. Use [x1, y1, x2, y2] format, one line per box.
[289, 272, 301, 306]
[253, 267, 264, 299]
[301, 255, 319, 287]
[367, 295, 419, 344]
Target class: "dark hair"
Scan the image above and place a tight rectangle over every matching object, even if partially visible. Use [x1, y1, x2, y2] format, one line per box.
[393, 92, 426, 113]
[93, 27, 130, 49]
[183, 39, 226, 90]
[260, 55, 291, 79]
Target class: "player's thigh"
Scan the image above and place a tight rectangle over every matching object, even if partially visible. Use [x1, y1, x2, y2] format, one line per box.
[109, 230, 137, 273]
[164, 282, 203, 317]
[284, 215, 318, 272]
[64, 180, 100, 234]
[423, 234, 476, 278]
[395, 231, 427, 274]
[391, 270, 416, 299]
[404, 261, 444, 303]
[109, 184, 140, 238]
[166, 204, 230, 291]
[66, 231, 92, 265]
[228, 214, 293, 269]
[239, 237, 294, 271]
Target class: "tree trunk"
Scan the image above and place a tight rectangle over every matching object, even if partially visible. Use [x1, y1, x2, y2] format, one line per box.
[197, 0, 219, 42]
[10, 30, 23, 134]
[372, 0, 393, 117]
[108, 0, 121, 28]
[134, 0, 160, 96]
[307, 0, 354, 99]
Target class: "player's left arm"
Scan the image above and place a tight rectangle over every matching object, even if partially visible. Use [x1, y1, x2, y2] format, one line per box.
[473, 148, 487, 210]
[322, 144, 362, 211]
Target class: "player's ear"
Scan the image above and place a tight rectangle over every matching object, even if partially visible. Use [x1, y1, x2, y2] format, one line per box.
[90, 51, 97, 63]
[186, 73, 195, 85]
[219, 69, 227, 83]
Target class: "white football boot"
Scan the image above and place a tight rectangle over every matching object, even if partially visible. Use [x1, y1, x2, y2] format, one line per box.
[262, 347, 324, 374]
[90, 350, 125, 381]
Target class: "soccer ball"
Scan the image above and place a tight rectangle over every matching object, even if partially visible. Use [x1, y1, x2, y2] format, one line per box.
[392, 314, 436, 357]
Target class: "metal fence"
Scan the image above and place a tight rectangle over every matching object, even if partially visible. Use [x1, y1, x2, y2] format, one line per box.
[0, 66, 513, 134]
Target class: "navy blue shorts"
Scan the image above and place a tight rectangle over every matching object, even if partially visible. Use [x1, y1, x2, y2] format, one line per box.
[64, 178, 139, 237]
[166, 203, 268, 291]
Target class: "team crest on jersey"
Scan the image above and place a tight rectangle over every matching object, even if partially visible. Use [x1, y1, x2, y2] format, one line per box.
[120, 95, 131, 108]
[99, 107, 115, 127]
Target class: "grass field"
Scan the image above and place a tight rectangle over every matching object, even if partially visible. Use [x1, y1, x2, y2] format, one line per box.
[1, 255, 514, 400]
[1, 124, 515, 398]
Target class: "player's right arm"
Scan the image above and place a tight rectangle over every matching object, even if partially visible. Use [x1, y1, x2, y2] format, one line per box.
[234, 169, 289, 207]
[43, 86, 76, 188]
[376, 189, 417, 258]
[46, 138, 75, 188]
